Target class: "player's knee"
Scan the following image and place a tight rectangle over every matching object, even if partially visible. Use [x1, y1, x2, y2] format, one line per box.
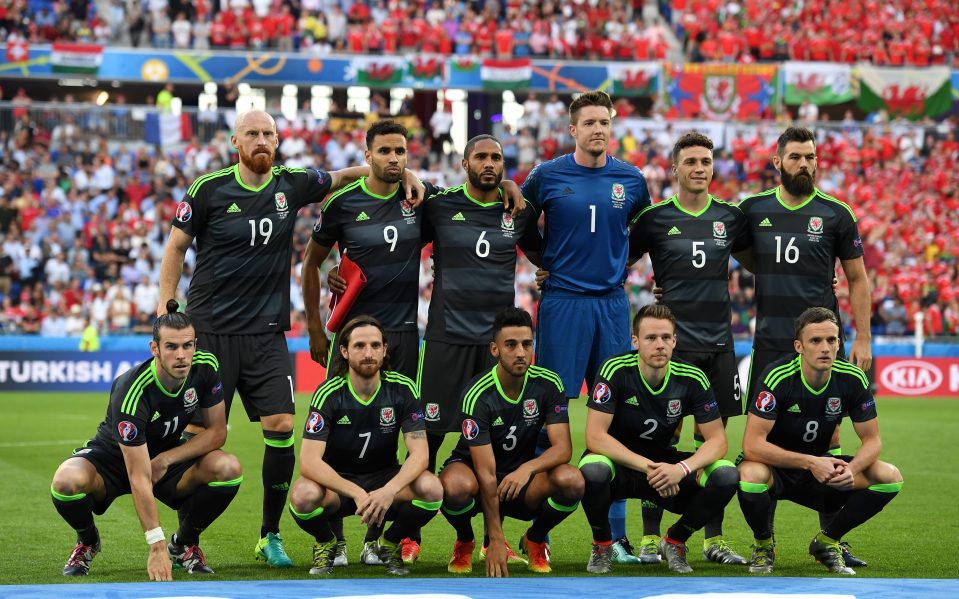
[580, 461, 612, 487]
[289, 479, 323, 513]
[874, 462, 903, 485]
[212, 453, 242, 482]
[440, 472, 476, 504]
[418, 472, 444, 503]
[737, 461, 770, 485]
[552, 465, 585, 499]
[703, 464, 739, 488]
[51, 469, 83, 496]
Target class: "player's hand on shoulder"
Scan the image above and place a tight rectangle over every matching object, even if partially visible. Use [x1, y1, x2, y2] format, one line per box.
[652, 281, 664, 303]
[535, 268, 549, 291]
[485, 539, 509, 577]
[403, 169, 426, 208]
[327, 265, 347, 295]
[148, 543, 173, 581]
[500, 179, 527, 216]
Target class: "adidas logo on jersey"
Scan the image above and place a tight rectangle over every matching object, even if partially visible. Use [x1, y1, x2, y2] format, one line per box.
[452, 212, 466, 221]
[492, 416, 505, 426]
[338, 415, 351, 425]
[151, 411, 161, 422]
[625, 396, 639, 406]
[787, 404, 801, 413]
[227, 203, 241, 214]
[759, 218, 772, 227]
[668, 226, 682, 235]
[562, 186, 574, 195]
[356, 212, 370, 222]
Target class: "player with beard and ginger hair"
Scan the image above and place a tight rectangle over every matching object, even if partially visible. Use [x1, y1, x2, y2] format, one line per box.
[737, 126, 872, 568]
[157, 110, 425, 569]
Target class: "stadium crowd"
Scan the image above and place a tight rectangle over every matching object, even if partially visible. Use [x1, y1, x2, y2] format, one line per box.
[3, 0, 957, 65]
[0, 94, 956, 340]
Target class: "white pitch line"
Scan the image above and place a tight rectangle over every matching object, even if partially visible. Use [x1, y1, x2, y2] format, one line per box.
[0, 439, 86, 448]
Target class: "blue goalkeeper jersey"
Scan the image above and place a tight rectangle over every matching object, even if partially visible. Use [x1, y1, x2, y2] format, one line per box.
[521, 154, 649, 294]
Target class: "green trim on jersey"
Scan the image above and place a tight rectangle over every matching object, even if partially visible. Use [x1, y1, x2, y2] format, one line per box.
[274, 165, 307, 175]
[832, 360, 869, 388]
[187, 166, 233, 198]
[800, 364, 832, 395]
[491, 365, 528, 405]
[120, 366, 155, 415]
[462, 370, 497, 416]
[527, 365, 564, 394]
[311, 377, 348, 410]
[192, 350, 219, 371]
[359, 176, 400, 201]
[631, 198, 668, 224]
[818, 189, 858, 221]
[415, 341, 426, 395]
[151, 359, 188, 398]
[670, 361, 711, 390]
[598, 353, 638, 381]
[463, 184, 503, 208]
[382, 371, 417, 397]
[577, 453, 616, 480]
[639, 362, 672, 396]
[671, 194, 713, 218]
[322, 179, 363, 212]
[426, 184, 463, 201]
[774, 186, 817, 212]
[232, 163, 275, 193]
[347, 375, 382, 406]
[764, 355, 801, 391]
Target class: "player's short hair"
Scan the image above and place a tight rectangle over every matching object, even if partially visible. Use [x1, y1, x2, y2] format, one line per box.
[332, 315, 391, 378]
[671, 132, 714, 163]
[632, 303, 677, 335]
[153, 299, 193, 343]
[794, 307, 839, 340]
[568, 91, 614, 125]
[491, 307, 534, 341]
[463, 134, 502, 160]
[366, 119, 408, 150]
[776, 126, 816, 156]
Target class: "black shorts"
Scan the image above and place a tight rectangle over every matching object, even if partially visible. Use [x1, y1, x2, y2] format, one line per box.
[582, 450, 702, 513]
[440, 456, 537, 521]
[675, 349, 741, 419]
[71, 441, 197, 514]
[327, 329, 420, 382]
[769, 455, 854, 513]
[419, 341, 496, 433]
[195, 331, 294, 423]
[328, 464, 404, 520]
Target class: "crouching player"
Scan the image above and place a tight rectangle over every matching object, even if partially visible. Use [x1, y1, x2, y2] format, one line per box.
[289, 316, 442, 576]
[738, 307, 903, 575]
[579, 304, 738, 574]
[440, 308, 584, 576]
[51, 300, 242, 579]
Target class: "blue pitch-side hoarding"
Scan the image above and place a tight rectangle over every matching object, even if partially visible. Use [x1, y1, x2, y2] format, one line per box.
[0, 352, 150, 391]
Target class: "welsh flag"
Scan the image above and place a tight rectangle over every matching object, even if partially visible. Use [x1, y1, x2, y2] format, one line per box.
[783, 62, 852, 105]
[607, 63, 659, 97]
[481, 58, 531, 90]
[450, 57, 479, 74]
[408, 55, 444, 81]
[50, 42, 103, 74]
[351, 56, 405, 86]
[857, 65, 952, 119]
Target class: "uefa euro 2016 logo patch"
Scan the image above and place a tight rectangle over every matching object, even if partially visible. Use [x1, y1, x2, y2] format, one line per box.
[756, 391, 776, 413]
[176, 201, 192, 222]
[462, 418, 479, 440]
[305, 412, 324, 434]
[117, 421, 138, 442]
[592, 383, 612, 404]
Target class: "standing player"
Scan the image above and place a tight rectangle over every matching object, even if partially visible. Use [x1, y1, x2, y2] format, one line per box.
[629, 132, 750, 565]
[51, 301, 242, 579]
[288, 316, 443, 576]
[579, 304, 739, 574]
[738, 308, 902, 575]
[158, 109, 422, 568]
[521, 90, 650, 561]
[440, 308, 582, 576]
[738, 126, 872, 566]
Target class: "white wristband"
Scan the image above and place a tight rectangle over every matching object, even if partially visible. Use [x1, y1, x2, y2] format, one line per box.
[145, 527, 165, 545]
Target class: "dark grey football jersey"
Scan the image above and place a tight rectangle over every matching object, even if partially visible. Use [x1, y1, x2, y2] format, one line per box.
[631, 195, 750, 352]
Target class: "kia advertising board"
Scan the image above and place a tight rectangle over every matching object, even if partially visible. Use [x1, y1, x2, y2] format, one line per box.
[875, 357, 959, 398]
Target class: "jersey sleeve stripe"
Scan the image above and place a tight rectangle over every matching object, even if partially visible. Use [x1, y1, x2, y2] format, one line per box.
[321, 179, 363, 212]
[669, 363, 711, 390]
[310, 378, 346, 409]
[462, 373, 495, 415]
[762, 358, 800, 386]
[765, 364, 801, 391]
[528, 365, 565, 393]
[190, 357, 219, 371]
[599, 355, 636, 380]
[832, 361, 869, 388]
[274, 165, 307, 174]
[187, 167, 233, 198]
[816, 190, 857, 221]
[383, 371, 418, 395]
[120, 368, 154, 415]
[193, 351, 219, 370]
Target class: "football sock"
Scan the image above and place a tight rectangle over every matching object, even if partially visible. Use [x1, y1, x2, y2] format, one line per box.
[823, 482, 902, 540]
[528, 495, 579, 543]
[426, 433, 445, 474]
[818, 445, 844, 529]
[580, 457, 614, 543]
[387, 499, 441, 544]
[175, 476, 242, 546]
[289, 504, 335, 543]
[441, 498, 476, 542]
[261, 429, 294, 538]
[330, 517, 344, 542]
[665, 523, 695, 543]
[670, 461, 737, 536]
[641, 500, 664, 536]
[51, 486, 98, 546]
[738, 481, 772, 540]
[365, 522, 384, 543]
[609, 499, 627, 539]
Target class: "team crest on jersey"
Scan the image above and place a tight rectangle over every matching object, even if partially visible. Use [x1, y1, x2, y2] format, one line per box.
[756, 391, 776, 413]
[667, 399, 682, 417]
[183, 387, 198, 410]
[175, 201, 192, 223]
[380, 407, 396, 426]
[713, 221, 727, 238]
[807, 216, 824, 234]
[592, 382, 612, 404]
[274, 192, 289, 212]
[501, 212, 515, 231]
[825, 397, 842, 416]
[400, 200, 415, 217]
[425, 402, 440, 422]
[118, 421, 138, 442]
[610, 183, 626, 208]
[462, 418, 479, 440]
[305, 412, 324, 434]
[523, 399, 539, 418]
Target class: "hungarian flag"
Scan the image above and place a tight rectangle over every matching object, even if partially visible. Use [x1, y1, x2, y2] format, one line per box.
[145, 113, 193, 147]
[607, 63, 659, 97]
[5, 39, 28, 63]
[857, 65, 952, 120]
[783, 62, 852, 105]
[50, 42, 104, 74]
[481, 58, 531, 90]
[351, 56, 405, 86]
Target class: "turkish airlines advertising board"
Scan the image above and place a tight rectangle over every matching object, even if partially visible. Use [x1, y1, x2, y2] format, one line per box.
[875, 357, 959, 398]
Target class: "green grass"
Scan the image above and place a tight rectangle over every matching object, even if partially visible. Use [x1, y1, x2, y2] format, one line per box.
[2, 393, 956, 584]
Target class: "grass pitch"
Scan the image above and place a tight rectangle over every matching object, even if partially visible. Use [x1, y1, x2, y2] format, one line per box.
[2, 392, 956, 583]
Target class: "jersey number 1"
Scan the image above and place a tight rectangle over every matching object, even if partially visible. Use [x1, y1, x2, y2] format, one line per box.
[589, 205, 596, 233]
